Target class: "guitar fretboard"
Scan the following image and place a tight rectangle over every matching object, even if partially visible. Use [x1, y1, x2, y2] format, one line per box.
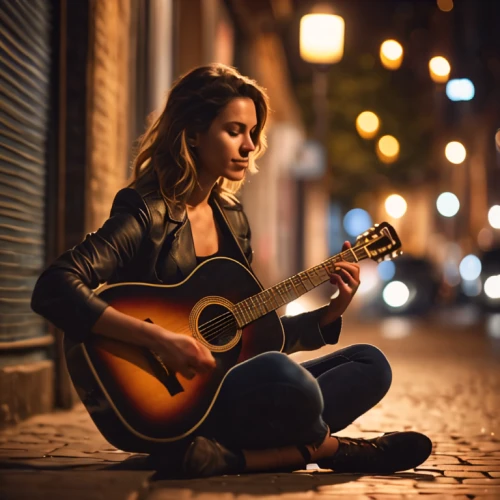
[232, 245, 369, 327]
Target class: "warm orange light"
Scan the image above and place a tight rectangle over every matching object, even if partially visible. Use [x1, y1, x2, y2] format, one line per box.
[380, 40, 403, 70]
[356, 111, 380, 139]
[429, 56, 451, 83]
[437, 0, 453, 12]
[376, 135, 400, 163]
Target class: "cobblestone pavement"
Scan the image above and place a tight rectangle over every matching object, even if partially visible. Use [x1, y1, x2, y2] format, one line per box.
[1, 308, 500, 499]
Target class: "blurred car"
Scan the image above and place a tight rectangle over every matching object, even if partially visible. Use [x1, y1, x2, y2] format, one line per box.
[362, 254, 442, 317]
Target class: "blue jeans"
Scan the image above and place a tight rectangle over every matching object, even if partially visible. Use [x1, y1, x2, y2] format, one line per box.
[198, 344, 393, 450]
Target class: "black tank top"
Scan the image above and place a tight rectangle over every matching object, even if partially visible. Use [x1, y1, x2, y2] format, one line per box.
[194, 200, 244, 266]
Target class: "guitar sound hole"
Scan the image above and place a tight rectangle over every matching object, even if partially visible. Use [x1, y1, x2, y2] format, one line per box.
[198, 304, 237, 347]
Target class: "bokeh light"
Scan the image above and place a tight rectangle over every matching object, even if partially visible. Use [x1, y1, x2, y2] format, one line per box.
[436, 192, 460, 217]
[383, 281, 410, 308]
[343, 208, 373, 237]
[377, 135, 400, 163]
[461, 279, 481, 297]
[385, 194, 407, 218]
[380, 40, 403, 70]
[437, 0, 454, 13]
[446, 79, 475, 101]
[429, 56, 451, 83]
[459, 254, 482, 281]
[445, 141, 467, 164]
[300, 13, 345, 64]
[496, 130, 500, 152]
[484, 276, 500, 300]
[356, 111, 380, 139]
[378, 260, 396, 281]
[488, 205, 500, 229]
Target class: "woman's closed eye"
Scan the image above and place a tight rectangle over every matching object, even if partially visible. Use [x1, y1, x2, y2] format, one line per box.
[228, 130, 239, 137]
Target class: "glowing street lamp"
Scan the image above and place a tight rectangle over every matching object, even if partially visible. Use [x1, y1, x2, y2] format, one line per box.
[356, 111, 380, 139]
[298, 5, 345, 270]
[376, 135, 400, 163]
[300, 10, 345, 65]
[445, 141, 466, 164]
[380, 40, 403, 70]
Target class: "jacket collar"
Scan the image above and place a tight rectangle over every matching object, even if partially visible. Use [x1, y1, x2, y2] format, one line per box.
[165, 200, 186, 223]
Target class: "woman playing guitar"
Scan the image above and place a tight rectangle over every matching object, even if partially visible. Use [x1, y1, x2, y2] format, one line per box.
[31, 63, 431, 477]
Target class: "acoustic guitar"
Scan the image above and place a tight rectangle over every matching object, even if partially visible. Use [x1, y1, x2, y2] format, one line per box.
[66, 222, 402, 452]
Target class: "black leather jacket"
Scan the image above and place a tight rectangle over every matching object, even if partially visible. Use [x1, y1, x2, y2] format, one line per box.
[31, 180, 342, 353]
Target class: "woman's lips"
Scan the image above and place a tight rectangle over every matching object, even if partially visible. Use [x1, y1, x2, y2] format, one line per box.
[232, 160, 248, 167]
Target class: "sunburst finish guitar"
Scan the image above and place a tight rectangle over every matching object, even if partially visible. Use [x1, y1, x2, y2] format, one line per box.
[66, 222, 402, 452]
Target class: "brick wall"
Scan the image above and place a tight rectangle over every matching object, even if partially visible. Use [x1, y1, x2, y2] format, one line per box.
[86, 0, 132, 232]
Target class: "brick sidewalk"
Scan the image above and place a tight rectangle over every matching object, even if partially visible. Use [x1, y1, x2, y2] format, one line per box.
[1, 316, 500, 499]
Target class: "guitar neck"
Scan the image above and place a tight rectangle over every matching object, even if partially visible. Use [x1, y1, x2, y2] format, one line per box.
[233, 244, 371, 328]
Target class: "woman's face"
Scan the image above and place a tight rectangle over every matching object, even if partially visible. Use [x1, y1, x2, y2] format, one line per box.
[193, 97, 258, 183]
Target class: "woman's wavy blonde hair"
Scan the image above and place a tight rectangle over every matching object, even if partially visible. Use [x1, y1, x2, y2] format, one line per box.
[128, 63, 270, 205]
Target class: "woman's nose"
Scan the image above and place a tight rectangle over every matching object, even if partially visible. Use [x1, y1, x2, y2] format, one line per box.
[241, 134, 256, 152]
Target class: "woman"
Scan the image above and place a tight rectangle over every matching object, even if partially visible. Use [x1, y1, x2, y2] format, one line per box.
[31, 63, 432, 477]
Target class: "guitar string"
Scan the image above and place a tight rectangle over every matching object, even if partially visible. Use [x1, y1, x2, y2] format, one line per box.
[199, 274, 346, 342]
[194, 247, 358, 335]
[172, 244, 380, 348]
[195, 249, 364, 343]
[172, 248, 364, 340]
[198, 270, 323, 341]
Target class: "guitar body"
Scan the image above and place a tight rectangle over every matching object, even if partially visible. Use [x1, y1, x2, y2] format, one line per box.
[66, 257, 284, 452]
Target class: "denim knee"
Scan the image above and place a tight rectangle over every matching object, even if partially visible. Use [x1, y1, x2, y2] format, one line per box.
[358, 344, 393, 397]
[252, 352, 325, 419]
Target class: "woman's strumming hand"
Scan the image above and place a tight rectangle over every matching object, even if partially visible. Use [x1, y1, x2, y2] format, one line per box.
[148, 324, 216, 380]
[320, 240, 361, 327]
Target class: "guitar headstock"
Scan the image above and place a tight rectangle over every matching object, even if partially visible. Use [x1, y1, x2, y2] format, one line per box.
[355, 222, 403, 263]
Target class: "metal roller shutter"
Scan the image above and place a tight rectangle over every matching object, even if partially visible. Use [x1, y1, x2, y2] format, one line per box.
[0, 0, 52, 357]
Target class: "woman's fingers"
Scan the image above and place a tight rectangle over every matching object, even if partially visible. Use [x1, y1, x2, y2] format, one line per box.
[331, 274, 349, 292]
[329, 265, 360, 289]
[334, 261, 360, 280]
[335, 269, 359, 289]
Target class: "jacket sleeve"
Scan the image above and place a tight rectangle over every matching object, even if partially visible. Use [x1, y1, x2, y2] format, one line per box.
[31, 188, 150, 343]
[280, 306, 343, 355]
